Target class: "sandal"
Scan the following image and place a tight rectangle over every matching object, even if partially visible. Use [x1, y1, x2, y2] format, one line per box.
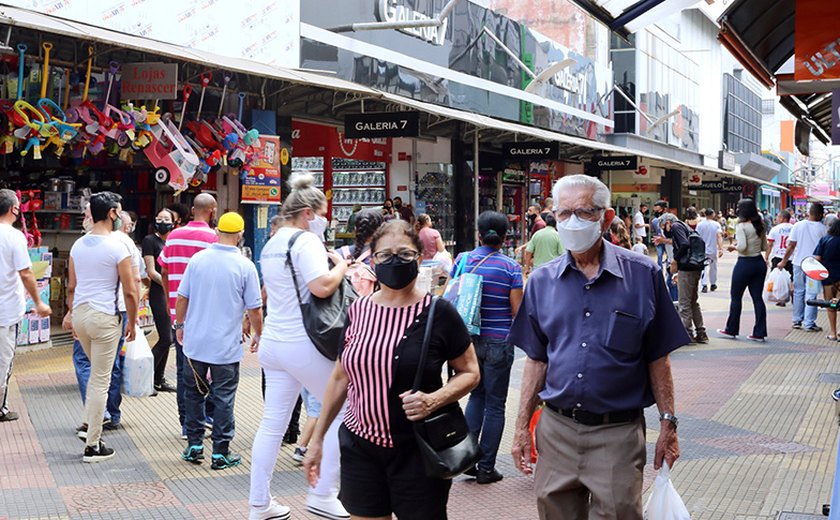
[827, 335, 838, 341]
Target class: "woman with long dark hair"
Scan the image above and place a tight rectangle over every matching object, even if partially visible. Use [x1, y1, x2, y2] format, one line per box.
[337, 208, 383, 297]
[718, 198, 769, 342]
[814, 218, 840, 340]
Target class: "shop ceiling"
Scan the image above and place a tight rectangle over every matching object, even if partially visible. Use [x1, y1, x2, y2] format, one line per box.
[717, 0, 831, 145]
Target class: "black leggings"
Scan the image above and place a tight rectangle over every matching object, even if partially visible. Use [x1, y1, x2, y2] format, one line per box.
[149, 289, 172, 385]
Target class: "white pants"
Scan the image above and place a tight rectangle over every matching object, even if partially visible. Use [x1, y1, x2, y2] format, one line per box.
[249, 335, 343, 507]
[0, 323, 17, 416]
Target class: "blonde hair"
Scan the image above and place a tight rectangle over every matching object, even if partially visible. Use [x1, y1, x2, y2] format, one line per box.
[281, 172, 326, 220]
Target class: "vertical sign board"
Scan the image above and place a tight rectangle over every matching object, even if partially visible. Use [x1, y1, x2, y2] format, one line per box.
[241, 136, 283, 204]
[795, 0, 840, 80]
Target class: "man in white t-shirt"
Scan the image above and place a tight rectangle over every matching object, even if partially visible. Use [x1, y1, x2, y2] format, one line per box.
[697, 209, 723, 293]
[63, 192, 138, 463]
[766, 210, 794, 274]
[778, 203, 827, 331]
[0, 190, 51, 422]
[633, 203, 648, 242]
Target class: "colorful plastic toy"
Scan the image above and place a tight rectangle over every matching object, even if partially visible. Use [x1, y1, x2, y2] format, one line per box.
[144, 118, 200, 192]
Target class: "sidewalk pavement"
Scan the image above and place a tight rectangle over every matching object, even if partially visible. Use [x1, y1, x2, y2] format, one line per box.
[1, 252, 838, 519]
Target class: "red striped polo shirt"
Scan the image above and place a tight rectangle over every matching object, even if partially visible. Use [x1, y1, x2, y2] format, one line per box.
[342, 295, 431, 448]
[158, 221, 218, 319]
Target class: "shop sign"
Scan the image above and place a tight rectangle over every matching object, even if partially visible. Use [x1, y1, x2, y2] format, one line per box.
[591, 155, 637, 171]
[241, 136, 283, 204]
[120, 63, 178, 100]
[686, 173, 703, 187]
[719, 150, 736, 171]
[344, 112, 420, 138]
[810, 182, 832, 197]
[790, 186, 807, 199]
[502, 142, 559, 161]
[375, 0, 449, 46]
[693, 181, 742, 193]
[833, 89, 840, 146]
[795, 0, 840, 80]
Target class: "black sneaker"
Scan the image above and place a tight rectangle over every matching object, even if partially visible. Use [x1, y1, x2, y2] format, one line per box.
[211, 452, 241, 470]
[701, 285, 708, 293]
[710, 284, 718, 292]
[476, 468, 504, 484]
[805, 325, 823, 333]
[695, 332, 710, 344]
[83, 441, 115, 463]
[182, 445, 204, 464]
[103, 422, 121, 431]
[0, 411, 19, 422]
[792, 322, 803, 329]
[463, 465, 478, 478]
[155, 380, 177, 393]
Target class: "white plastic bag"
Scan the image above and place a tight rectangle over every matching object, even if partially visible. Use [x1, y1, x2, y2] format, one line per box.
[643, 463, 690, 520]
[122, 327, 155, 397]
[432, 250, 453, 276]
[766, 268, 792, 303]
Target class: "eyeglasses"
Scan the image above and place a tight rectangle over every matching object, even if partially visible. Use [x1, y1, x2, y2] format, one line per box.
[373, 249, 420, 263]
[555, 207, 605, 222]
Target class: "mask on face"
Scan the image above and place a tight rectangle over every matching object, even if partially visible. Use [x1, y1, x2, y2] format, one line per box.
[155, 222, 174, 235]
[308, 214, 328, 237]
[375, 256, 419, 290]
[112, 216, 123, 232]
[82, 216, 93, 233]
[556, 214, 603, 253]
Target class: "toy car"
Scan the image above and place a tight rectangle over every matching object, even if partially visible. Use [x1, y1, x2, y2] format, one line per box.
[144, 119, 200, 192]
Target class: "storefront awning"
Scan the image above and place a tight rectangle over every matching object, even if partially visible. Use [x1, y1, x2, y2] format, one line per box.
[760, 186, 781, 198]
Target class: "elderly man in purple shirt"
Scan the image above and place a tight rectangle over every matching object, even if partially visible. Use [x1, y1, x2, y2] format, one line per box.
[508, 175, 688, 520]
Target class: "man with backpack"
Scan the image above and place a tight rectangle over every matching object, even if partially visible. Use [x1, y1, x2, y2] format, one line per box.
[657, 213, 707, 343]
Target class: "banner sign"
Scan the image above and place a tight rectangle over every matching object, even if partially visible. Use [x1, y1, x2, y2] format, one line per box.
[502, 141, 559, 161]
[795, 0, 840, 80]
[344, 111, 419, 138]
[241, 136, 283, 204]
[694, 181, 742, 193]
[120, 63, 178, 100]
[591, 155, 638, 171]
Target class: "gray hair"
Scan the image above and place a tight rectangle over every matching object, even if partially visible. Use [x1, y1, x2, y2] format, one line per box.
[281, 171, 326, 219]
[552, 175, 610, 210]
[0, 189, 17, 216]
[659, 213, 678, 224]
[120, 211, 133, 224]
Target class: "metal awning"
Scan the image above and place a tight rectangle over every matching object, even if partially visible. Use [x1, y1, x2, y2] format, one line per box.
[568, 0, 700, 38]
[717, 0, 831, 145]
[734, 153, 782, 182]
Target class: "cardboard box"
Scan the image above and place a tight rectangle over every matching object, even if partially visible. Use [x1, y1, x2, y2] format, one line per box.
[39, 317, 50, 343]
[44, 191, 62, 210]
[28, 314, 39, 344]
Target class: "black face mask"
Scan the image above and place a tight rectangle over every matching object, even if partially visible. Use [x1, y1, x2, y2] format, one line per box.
[155, 222, 174, 234]
[374, 256, 418, 290]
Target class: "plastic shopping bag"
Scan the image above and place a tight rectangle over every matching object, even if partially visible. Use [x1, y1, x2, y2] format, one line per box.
[443, 255, 483, 336]
[643, 463, 691, 520]
[765, 268, 792, 303]
[122, 327, 155, 397]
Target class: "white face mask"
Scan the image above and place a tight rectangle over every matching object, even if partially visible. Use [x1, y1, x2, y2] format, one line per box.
[556, 213, 603, 253]
[82, 215, 93, 233]
[308, 214, 328, 237]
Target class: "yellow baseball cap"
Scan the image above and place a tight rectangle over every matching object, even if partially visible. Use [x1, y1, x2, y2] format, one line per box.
[218, 212, 245, 233]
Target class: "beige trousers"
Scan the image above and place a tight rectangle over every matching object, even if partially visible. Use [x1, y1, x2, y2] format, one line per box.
[73, 303, 121, 448]
[534, 406, 646, 520]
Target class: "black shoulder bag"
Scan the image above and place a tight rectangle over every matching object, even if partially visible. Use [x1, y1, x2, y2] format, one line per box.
[286, 231, 359, 361]
[412, 296, 481, 479]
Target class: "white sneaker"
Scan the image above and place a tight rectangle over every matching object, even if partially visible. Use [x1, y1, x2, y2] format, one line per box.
[306, 492, 350, 520]
[249, 499, 291, 520]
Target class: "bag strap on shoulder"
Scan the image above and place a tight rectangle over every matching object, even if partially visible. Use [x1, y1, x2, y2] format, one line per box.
[285, 230, 306, 306]
[469, 251, 499, 274]
[412, 296, 439, 393]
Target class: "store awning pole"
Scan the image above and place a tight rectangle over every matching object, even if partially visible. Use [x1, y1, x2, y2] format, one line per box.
[474, 129, 480, 242]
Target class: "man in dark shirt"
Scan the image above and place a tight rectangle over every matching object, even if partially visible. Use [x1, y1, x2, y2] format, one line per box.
[509, 175, 687, 520]
[656, 213, 707, 343]
[393, 197, 414, 224]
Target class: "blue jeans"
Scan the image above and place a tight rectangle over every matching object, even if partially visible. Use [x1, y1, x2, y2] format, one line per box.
[175, 332, 214, 427]
[655, 244, 666, 269]
[464, 336, 514, 472]
[793, 264, 820, 328]
[72, 311, 127, 424]
[182, 358, 239, 454]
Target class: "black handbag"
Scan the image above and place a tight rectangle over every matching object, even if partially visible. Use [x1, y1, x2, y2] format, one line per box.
[411, 296, 480, 479]
[286, 231, 358, 361]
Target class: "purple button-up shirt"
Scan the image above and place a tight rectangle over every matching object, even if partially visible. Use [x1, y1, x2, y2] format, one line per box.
[507, 240, 690, 413]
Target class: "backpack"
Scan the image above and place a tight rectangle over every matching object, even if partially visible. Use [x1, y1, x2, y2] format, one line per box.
[677, 223, 707, 271]
[345, 249, 377, 297]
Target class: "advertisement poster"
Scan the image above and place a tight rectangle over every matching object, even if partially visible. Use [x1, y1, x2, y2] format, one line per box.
[241, 136, 282, 204]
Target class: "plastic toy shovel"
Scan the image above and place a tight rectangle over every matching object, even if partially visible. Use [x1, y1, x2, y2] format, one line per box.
[802, 256, 829, 281]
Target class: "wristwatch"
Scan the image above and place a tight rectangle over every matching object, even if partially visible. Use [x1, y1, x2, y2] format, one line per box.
[173, 322, 185, 330]
[659, 412, 679, 429]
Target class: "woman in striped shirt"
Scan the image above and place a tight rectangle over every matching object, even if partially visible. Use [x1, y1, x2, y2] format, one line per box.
[304, 220, 479, 520]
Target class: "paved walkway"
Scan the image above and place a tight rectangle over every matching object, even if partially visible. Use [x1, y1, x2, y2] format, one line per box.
[2, 252, 839, 519]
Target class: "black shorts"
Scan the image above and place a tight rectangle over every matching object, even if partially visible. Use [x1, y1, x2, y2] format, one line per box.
[338, 424, 451, 520]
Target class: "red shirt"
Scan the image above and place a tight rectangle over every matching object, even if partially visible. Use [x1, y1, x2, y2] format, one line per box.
[158, 221, 218, 319]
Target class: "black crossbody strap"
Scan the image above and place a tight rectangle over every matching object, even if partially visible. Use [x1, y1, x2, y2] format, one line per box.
[285, 230, 306, 307]
[412, 296, 440, 393]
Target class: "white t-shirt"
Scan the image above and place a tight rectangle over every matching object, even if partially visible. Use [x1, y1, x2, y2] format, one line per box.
[70, 234, 131, 315]
[632, 243, 648, 255]
[260, 227, 330, 343]
[789, 220, 827, 266]
[113, 231, 142, 313]
[0, 223, 32, 327]
[633, 211, 647, 238]
[696, 220, 721, 256]
[767, 222, 793, 260]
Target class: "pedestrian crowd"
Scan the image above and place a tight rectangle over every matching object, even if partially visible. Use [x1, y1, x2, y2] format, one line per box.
[0, 175, 836, 520]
